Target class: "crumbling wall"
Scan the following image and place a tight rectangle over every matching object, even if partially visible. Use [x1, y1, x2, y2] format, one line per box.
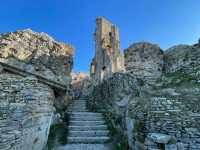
[124, 42, 164, 84]
[0, 29, 74, 85]
[88, 73, 139, 149]
[164, 42, 200, 74]
[90, 17, 124, 82]
[0, 29, 74, 150]
[88, 70, 200, 150]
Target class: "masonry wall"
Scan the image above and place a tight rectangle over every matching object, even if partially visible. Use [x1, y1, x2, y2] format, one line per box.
[124, 42, 164, 83]
[164, 43, 200, 74]
[90, 17, 124, 82]
[0, 29, 74, 150]
[0, 73, 55, 150]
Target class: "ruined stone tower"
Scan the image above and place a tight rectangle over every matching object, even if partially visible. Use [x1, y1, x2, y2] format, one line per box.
[90, 17, 124, 82]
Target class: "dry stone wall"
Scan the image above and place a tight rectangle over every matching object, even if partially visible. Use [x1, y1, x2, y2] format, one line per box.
[124, 42, 164, 84]
[88, 70, 200, 150]
[0, 29, 74, 150]
[0, 73, 55, 150]
[124, 40, 200, 85]
[164, 43, 200, 74]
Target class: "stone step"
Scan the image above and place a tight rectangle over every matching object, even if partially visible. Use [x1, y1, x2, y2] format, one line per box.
[69, 112, 103, 117]
[69, 130, 109, 137]
[65, 98, 110, 146]
[68, 107, 87, 110]
[68, 125, 107, 131]
[70, 116, 104, 121]
[69, 121, 105, 126]
[71, 104, 86, 107]
[73, 101, 86, 103]
[71, 100, 86, 102]
[68, 106, 87, 109]
[67, 136, 110, 144]
[70, 102, 86, 105]
[73, 100, 86, 103]
[69, 103, 86, 105]
[56, 144, 111, 150]
[67, 110, 89, 112]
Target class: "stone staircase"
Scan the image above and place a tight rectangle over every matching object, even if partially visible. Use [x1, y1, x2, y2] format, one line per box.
[57, 98, 111, 150]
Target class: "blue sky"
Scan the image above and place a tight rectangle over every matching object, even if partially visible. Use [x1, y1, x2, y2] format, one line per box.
[0, 0, 200, 72]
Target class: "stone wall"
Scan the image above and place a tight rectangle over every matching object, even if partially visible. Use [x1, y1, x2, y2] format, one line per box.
[0, 29, 74, 85]
[88, 70, 200, 150]
[124, 42, 164, 83]
[88, 73, 139, 149]
[0, 73, 55, 150]
[90, 17, 124, 82]
[0, 29, 74, 150]
[164, 42, 200, 74]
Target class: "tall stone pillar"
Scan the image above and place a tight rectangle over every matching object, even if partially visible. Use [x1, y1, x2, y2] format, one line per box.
[90, 17, 124, 82]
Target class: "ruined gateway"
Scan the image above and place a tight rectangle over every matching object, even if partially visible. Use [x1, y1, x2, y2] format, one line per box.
[0, 17, 200, 150]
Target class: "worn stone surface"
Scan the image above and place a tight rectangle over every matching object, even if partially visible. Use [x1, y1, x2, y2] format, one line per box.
[0, 29, 74, 150]
[0, 73, 55, 150]
[88, 73, 138, 149]
[0, 29, 73, 84]
[147, 133, 172, 144]
[124, 42, 164, 84]
[164, 43, 200, 74]
[57, 144, 111, 150]
[88, 69, 200, 150]
[90, 17, 124, 82]
[1, 18, 200, 150]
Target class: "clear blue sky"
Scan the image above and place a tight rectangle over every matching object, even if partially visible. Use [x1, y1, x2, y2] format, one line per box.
[0, 0, 200, 72]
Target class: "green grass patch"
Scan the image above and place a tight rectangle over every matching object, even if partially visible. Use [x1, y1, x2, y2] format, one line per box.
[133, 119, 145, 143]
[46, 122, 68, 150]
[163, 69, 196, 87]
[104, 111, 129, 149]
[168, 138, 177, 144]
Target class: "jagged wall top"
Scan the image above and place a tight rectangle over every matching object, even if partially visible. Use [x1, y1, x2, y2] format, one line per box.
[90, 17, 124, 82]
[0, 29, 74, 84]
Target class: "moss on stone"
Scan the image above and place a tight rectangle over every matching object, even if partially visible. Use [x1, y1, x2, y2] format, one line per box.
[116, 137, 129, 150]
[168, 138, 177, 144]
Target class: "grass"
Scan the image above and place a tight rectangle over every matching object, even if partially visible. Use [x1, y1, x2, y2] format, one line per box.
[46, 122, 68, 150]
[133, 119, 145, 143]
[162, 69, 197, 88]
[104, 111, 129, 150]
[168, 138, 177, 144]
[46, 107, 69, 150]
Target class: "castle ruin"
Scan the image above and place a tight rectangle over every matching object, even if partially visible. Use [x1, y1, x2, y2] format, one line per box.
[90, 17, 124, 82]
